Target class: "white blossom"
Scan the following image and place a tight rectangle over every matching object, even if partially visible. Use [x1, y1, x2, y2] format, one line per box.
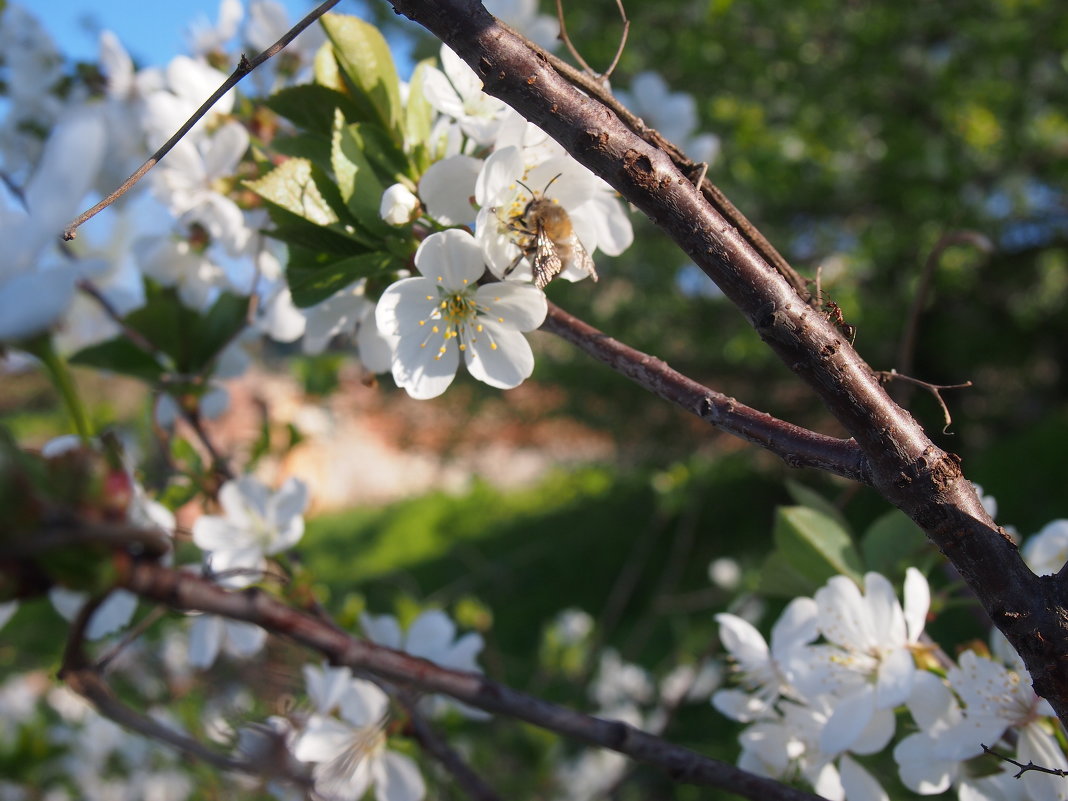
[380, 183, 421, 226]
[292, 677, 425, 801]
[421, 45, 508, 145]
[375, 228, 547, 399]
[192, 476, 309, 588]
[1023, 520, 1068, 576]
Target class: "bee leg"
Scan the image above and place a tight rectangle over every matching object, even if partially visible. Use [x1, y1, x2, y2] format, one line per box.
[503, 251, 525, 278]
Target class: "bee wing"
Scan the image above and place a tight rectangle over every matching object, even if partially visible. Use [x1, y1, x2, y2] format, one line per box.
[530, 229, 563, 290]
[565, 234, 598, 282]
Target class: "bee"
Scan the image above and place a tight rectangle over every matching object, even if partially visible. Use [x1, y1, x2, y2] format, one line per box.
[506, 174, 598, 290]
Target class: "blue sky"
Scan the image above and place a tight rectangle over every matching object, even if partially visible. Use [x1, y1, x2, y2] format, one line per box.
[33, 0, 321, 66]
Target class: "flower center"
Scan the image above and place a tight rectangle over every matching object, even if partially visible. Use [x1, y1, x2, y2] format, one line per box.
[415, 280, 502, 361]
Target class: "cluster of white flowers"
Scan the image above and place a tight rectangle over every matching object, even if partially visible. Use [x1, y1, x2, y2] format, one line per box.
[713, 564, 1068, 801]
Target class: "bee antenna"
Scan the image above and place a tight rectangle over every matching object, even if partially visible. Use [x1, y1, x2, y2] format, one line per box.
[515, 178, 536, 199]
[542, 173, 563, 194]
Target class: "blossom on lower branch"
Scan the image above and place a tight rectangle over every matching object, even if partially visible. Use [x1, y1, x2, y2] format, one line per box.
[375, 228, 547, 399]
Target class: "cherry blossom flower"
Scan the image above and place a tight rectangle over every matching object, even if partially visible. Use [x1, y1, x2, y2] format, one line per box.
[187, 616, 266, 669]
[806, 568, 929, 754]
[422, 44, 507, 145]
[713, 596, 819, 722]
[417, 155, 483, 225]
[615, 71, 720, 165]
[380, 183, 422, 226]
[374, 228, 547, 399]
[360, 609, 486, 719]
[483, 0, 559, 49]
[0, 106, 108, 342]
[192, 476, 309, 588]
[300, 280, 395, 372]
[292, 676, 425, 801]
[473, 146, 633, 285]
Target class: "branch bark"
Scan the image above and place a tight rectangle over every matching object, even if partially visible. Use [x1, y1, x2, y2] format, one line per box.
[119, 561, 824, 801]
[386, 0, 1068, 728]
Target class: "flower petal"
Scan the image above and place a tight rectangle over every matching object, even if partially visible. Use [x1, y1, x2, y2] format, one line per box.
[464, 321, 534, 390]
[839, 754, 889, 801]
[376, 750, 426, 801]
[188, 616, 224, 669]
[413, 227, 484, 286]
[474, 282, 547, 332]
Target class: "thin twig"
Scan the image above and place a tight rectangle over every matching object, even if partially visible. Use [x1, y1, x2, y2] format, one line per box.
[58, 589, 264, 776]
[78, 279, 166, 361]
[63, 0, 343, 240]
[877, 369, 973, 434]
[540, 301, 870, 483]
[554, 0, 596, 76]
[981, 743, 1068, 779]
[400, 693, 503, 801]
[602, 0, 630, 81]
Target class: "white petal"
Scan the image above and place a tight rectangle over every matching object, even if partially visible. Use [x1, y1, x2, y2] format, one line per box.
[191, 515, 238, 552]
[414, 228, 485, 286]
[474, 146, 523, 208]
[0, 267, 80, 341]
[0, 601, 17, 630]
[442, 632, 484, 673]
[863, 572, 906, 646]
[893, 733, 956, 794]
[474, 282, 547, 332]
[421, 64, 464, 119]
[850, 706, 895, 755]
[874, 646, 915, 709]
[820, 685, 875, 754]
[188, 616, 224, 669]
[360, 613, 404, 650]
[715, 613, 770, 670]
[83, 590, 138, 640]
[1018, 723, 1068, 801]
[770, 596, 820, 656]
[903, 567, 930, 643]
[905, 670, 960, 732]
[464, 321, 534, 390]
[304, 663, 354, 714]
[712, 689, 772, 723]
[339, 679, 390, 728]
[839, 755, 889, 801]
[419, 155, 481, 225]
[392, 319, 460, 399]
[404, 611, 456, 660]
[222, 620, 267, 657]
[816, 575, 871, 651]
[292, 715, 353, 763]
[376, 750, 426, 801]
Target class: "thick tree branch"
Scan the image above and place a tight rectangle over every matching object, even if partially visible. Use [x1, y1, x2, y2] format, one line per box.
[386, 0, 1068, 728]
[119, 561, 824, 801]
[543, 302, 870, 482]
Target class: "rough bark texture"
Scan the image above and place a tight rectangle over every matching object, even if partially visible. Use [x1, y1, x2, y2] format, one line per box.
[388, 0, 1068, 727]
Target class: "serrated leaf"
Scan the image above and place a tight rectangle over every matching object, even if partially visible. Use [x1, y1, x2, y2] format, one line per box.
[760, 505, 864, 597]
[287, 247, 396, 307]
[70, 338, 164, 383]
[784, 479, 851, 534]
[313, 38, 345, 92]
[262, 201, 377, 253]
[265, 83, 365, 134]
[861, 509, 926, 576]
[245, 157, 340, 226]
[320, 13, 402, 135]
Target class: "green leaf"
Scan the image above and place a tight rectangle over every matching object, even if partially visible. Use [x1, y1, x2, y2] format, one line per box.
[861, 509, 926, 576]
[264, 83, 365, 134]
[350, 122, 411, 185]
[405, 59, 436, 171]
[245, 157, 340, 227]
[70, 339, 164, 384]
[332, 110, 390, 234]
[784, 479, 851, 534]
[262, 201, 377, 253]
[320, 13, 402, 136]
[758, 505, 864, 597]
[272, 132, 333, 173]
[287, 247, 396, 307]
[191, 291, 250, 369]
